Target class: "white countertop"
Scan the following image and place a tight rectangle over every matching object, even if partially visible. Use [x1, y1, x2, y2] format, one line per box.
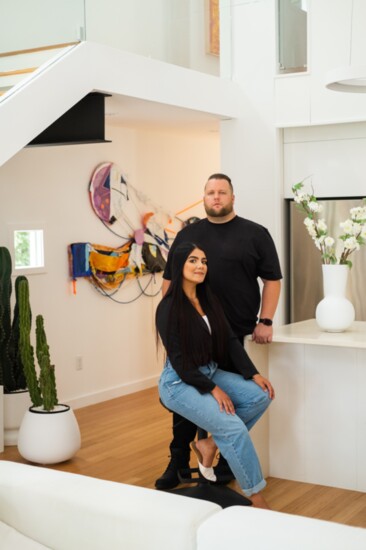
[273, 319, 366, 348]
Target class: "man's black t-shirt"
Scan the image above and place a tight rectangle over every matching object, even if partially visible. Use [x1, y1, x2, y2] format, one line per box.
[163, 216, 282, 337]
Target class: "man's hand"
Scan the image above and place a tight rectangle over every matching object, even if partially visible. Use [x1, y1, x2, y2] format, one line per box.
[252, 323, 273, 344]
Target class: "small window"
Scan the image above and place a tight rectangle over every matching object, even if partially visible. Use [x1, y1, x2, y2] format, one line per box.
[14, 229, 44, 269]
[7, 223, 46, 275]
[278, 0, 308, 74]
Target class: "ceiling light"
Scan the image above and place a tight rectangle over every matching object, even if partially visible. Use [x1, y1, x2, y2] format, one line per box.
[325, 66, 366, 93]
[325, 0, 366, 93]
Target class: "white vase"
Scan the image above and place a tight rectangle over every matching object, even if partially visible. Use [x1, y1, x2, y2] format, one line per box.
[17, 404, 81, 465]
[315, 264, 355, 332]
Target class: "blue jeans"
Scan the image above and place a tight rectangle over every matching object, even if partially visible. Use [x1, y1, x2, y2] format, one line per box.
[159, 360, 271, 497]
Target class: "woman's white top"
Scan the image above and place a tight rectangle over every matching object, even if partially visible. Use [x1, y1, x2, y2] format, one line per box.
[202, 315, 211, 334]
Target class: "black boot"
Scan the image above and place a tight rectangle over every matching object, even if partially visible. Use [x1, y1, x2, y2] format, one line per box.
[155, 448, 190, 490]
[214, 453, 235, 485]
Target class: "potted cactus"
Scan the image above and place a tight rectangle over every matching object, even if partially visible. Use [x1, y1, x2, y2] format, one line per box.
[0, 246, 31, 445]
[16, 277, 81, 464]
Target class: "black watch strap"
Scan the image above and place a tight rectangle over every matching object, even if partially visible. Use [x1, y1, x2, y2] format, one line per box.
[258, 318, 273, 326]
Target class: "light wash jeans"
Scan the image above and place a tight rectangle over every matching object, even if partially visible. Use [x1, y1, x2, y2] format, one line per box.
[159, 359, 271, 497]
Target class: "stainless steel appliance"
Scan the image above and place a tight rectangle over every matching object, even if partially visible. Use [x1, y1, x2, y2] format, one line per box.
[288, 198, 366, 323]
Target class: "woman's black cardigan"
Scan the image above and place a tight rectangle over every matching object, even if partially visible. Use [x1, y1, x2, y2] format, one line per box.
[156, 296, 259, 393]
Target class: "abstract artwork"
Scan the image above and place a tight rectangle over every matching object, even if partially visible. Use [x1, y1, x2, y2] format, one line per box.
[69, 163, 201, 302]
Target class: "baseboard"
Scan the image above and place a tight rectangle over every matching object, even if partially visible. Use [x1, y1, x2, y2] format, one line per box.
[64, 375, 160, 410]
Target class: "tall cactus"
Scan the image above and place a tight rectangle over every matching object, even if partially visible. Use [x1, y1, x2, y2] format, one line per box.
[18, 278, 42, 407]
[1, 248, 59, 410]
[0, 247, 27, 392]
[8, 276, 28, 389]
[0, 247, 12, 388]
[18, 278, 58, 411]
[36, 315, 58, 411]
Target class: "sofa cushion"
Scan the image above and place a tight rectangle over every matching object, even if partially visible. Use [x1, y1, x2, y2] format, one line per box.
[0, 461, 221, 550]
[197, 506, 366, 550]
[0, 520, 50, 549]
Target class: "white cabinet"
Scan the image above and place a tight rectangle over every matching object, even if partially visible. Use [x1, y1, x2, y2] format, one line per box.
[269, 320, 366, 491]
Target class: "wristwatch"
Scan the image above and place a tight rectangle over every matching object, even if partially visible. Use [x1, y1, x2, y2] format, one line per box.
[258, 318, 273, 326]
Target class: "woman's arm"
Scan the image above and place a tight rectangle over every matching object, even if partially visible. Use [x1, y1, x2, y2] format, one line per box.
[227, 327, 259, 379]
[156, 300, 216, 393]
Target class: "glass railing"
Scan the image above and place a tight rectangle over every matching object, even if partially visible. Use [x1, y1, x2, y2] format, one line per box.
[0, 0, 85, 54]
[83, 0, 221, 76]
[0, 0, 85, 99]
[0, 0, 229, 101]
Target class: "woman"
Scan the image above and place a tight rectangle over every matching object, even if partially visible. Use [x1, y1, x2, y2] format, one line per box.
[156, 242, 274, 509]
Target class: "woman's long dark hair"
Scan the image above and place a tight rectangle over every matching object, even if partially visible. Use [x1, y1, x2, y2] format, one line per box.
[157, 242, 229, 369]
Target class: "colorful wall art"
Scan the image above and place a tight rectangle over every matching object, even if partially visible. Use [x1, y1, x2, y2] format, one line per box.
[69, 163, 200, 302]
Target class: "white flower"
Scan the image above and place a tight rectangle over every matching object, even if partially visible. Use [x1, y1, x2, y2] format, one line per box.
[350, 206, 366, 222]
[314, 236, 325, 250]
[324, 236, 335, 247]
[339, 219, 354, 234]
[340, 220, 361, 236]
[294, 192, 311, 204]
[308, 202, 323, 213]
[304, 218, 317, 237]
[316, 219, 327, 232]
[343, 237, 360, 251]
[292, 179, 366, 265]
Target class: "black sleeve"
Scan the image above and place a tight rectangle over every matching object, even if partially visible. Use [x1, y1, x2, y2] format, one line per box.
[227, 325, 259, 379]
[255, 227, 282, 281]
[156, 299, 216, 393]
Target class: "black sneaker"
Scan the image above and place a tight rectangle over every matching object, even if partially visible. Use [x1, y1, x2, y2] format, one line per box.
[213, 454, 235, 485]
[155, 449, 190, 490]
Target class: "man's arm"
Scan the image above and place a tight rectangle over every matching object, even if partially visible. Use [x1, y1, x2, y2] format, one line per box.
[252, 279, 281, 344]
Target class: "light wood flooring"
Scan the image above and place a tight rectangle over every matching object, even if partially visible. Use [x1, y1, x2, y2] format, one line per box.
[1, 386, 366, 529]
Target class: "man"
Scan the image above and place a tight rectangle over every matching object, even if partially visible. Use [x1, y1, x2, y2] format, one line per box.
[155, 173, 282, 490]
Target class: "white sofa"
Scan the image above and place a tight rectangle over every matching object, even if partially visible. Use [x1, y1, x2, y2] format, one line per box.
[1, 461, 366, 550]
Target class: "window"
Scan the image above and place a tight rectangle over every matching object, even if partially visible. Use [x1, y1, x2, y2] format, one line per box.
[14, 229, 44, 269]
[7, 223, 46, 275]
[278, 0, 308, 74]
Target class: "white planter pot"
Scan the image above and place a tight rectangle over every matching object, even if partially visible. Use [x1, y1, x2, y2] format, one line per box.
[4, 390, 31, 446]
[315, 264, 355, 332]
[17, 404, 81, 465]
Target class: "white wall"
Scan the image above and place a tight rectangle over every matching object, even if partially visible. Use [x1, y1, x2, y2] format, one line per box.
[85, 0, 219, 75]
[220, 0, 285, 325]
[275, 0, 366, 127]
[284, 123, 366, 198]
[0, 125, 219, 408]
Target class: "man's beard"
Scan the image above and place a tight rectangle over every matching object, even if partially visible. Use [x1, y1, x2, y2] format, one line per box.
[204, 204, 234, 218]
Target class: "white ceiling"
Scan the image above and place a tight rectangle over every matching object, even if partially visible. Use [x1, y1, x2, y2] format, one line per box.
[104, 93, 223, 134]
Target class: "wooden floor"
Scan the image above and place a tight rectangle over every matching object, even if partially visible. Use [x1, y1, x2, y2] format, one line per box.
[1, 386, 366, 529]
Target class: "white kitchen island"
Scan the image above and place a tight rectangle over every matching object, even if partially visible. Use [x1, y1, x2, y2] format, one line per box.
[269, 319, 366, 492]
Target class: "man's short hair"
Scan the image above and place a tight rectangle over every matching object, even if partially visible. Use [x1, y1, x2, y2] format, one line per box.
[206, 173, 233, 192]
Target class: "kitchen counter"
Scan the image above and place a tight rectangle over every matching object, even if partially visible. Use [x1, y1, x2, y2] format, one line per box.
[268, 320, 366, 492]
[273, 319, 366, 348]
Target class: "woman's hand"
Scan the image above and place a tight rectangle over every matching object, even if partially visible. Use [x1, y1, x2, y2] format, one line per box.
[211, 386, 235, 415]
[252, 374, 275, 399]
